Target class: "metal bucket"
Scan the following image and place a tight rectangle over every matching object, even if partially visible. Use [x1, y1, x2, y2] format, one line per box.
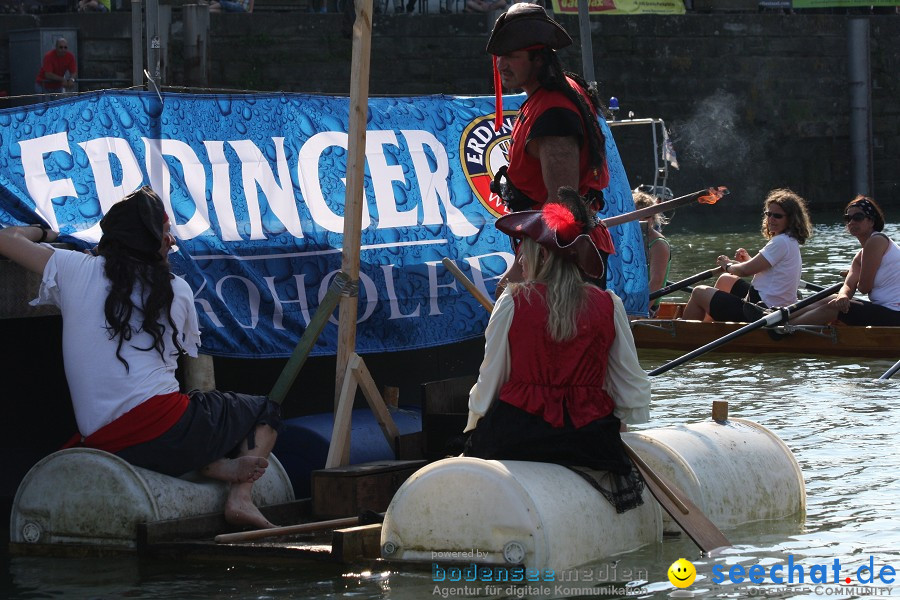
[10, 448, 295, 548]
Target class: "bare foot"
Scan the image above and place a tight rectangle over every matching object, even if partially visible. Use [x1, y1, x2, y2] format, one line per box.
[224, 496, 276, 529]
[202, 456, 268, 483]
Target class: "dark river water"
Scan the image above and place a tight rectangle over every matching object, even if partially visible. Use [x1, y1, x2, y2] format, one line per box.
[4, 219, 899, 599]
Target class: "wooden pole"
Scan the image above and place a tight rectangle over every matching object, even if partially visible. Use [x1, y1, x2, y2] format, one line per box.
[214, 515, 362, 544]
[333, 0, 375, 459]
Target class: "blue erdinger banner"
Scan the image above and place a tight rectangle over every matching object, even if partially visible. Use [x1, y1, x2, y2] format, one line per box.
[0, 91, 648, 358]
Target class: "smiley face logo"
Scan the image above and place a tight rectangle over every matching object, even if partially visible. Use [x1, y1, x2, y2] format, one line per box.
[667, 558, 697, 588]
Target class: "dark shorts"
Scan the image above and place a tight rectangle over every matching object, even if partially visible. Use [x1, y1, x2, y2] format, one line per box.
[709, 279, 765, 322]
[463, 400, 644, 513]
[115, 390, 282, 477]
[838, 301, 900, 326]
[464, 400, 630, 474]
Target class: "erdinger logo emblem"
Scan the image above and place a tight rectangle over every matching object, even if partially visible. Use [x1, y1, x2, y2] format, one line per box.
[459, 113, 516, 218]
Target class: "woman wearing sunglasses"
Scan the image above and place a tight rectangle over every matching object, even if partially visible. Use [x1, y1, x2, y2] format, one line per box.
[681, 188, 813, 322]
[790, 195, 900, 327]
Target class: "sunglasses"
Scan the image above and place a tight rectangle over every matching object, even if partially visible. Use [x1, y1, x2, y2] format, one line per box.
[843, 212, 868, 223]
[763, 211, 786, 219]
[57, 46, 67, 49]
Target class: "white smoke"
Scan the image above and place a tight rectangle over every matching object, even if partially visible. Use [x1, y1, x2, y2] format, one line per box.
[671, 90, 751, 170]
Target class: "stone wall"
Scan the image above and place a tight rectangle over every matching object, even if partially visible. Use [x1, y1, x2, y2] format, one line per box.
[0, 10, 897, 216]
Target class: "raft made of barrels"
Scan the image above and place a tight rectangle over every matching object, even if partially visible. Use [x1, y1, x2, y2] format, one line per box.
[380, 415, 804, 571]
[9, 448, 295, 550]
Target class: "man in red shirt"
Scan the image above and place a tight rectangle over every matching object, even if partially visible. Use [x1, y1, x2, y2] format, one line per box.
[35, 37, 77, 94]
[486, 4, 614, 287]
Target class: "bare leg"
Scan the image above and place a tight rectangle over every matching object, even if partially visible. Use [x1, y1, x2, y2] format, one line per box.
[201, 455, 268, 483]
[200, 424, 279, 529]
[681, 285, 717, 321]
[714, 273, 740, 293]
[222, 424, 279, 529]
[790, 296, 839, 325]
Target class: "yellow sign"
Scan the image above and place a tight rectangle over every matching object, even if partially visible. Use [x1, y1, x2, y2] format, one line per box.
[550, 0, 686, 14]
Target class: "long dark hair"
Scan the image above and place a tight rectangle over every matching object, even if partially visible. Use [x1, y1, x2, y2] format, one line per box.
[99, 238, 179, 372]
[531, 47, 607, 177]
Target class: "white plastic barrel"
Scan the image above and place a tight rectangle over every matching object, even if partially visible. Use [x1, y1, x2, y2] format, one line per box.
[380, 457, 663, 572]
[625, 418, 806, 533]
[381, 417, 805, 571]
[10, 448, 295, 548]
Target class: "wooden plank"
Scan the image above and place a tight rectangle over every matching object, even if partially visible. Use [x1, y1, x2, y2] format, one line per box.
[325, 354, 360, 468]
[351, 355, 400, 444]
[332, 523, 383, 563]
[137, 500, 310, 548]
[421, 375, 475, 460]
[311, 460, 426, 519]
[422, 375, 476, 414]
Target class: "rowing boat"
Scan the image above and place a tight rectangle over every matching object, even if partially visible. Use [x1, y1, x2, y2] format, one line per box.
[631, 302, 897, 358]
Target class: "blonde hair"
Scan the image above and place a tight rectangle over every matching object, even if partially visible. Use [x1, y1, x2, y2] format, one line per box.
[633, 189, 668, 229]
[509, 237, 589, 342]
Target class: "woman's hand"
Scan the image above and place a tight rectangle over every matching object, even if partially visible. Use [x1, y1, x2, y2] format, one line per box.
[735, 248, 751, 262]
[828, 295, 851, 314]
[716, 255, 732, 269]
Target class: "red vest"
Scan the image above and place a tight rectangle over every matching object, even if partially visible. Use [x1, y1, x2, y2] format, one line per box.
[500, 285, 616, 428]
[507, 79, 611, 207]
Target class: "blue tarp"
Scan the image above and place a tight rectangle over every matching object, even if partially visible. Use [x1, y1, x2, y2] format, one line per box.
[0, 91, 648, 358]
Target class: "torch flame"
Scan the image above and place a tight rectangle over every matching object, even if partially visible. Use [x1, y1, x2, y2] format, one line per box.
[698, 186, 729, 205]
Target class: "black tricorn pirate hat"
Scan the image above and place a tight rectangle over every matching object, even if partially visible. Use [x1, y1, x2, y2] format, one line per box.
[486, 3, 573, 56]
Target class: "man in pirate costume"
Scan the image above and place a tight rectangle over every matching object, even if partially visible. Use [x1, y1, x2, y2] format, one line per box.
[463, 189, 650, 513]
[487, 3, 615, 285]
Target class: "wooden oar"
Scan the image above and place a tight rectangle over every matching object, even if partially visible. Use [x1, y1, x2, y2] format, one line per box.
[441, 258, 494, 312]
[878, 358, 900, 381]
[444, 260, 731, 553]
[622, 443, 730, 553]
[601, 186, 728, 229]
[649, 282, 843, 376]
[649, 266, 724, 301]
[214, 512, 384, 544]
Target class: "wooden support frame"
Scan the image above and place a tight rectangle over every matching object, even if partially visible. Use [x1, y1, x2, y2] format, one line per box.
[325, 352, 400, 468]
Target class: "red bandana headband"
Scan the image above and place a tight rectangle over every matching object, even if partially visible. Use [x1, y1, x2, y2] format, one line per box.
[493, 44, 546, 132]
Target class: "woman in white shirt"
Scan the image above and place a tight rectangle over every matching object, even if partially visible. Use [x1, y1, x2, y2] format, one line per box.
[791, 196, 900, 326]
[682, 188, 813, 322]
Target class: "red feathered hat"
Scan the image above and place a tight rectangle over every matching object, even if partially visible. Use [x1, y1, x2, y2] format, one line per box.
[495, 201, 608, 280]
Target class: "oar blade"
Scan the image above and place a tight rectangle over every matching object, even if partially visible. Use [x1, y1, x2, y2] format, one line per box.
[624, 444, 731, 553]
[641, 467, 731, 552]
